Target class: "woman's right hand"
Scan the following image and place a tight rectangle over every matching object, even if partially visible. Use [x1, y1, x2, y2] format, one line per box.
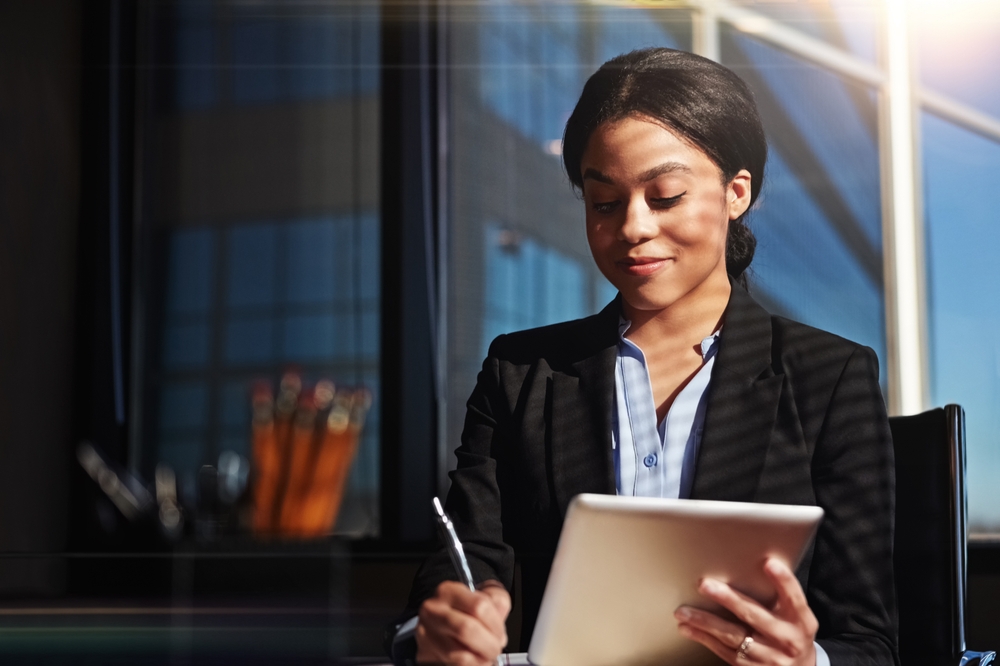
[415, 580, 511, 665]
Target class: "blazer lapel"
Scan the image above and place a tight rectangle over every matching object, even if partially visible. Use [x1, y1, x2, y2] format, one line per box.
[691, 281, 784, 502]
[549, 299, 619, 516]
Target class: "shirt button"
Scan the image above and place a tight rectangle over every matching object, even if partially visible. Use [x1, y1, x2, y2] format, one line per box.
[643, 454, 657, 468]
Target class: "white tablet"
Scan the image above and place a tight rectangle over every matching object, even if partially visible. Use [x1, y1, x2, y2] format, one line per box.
[527, 494, 824, 666]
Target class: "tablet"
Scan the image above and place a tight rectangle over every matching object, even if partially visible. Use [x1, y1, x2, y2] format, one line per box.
[527, 494, 824, 666]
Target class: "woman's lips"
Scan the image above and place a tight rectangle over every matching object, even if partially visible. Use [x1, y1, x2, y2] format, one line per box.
[616, 257, 669, 276]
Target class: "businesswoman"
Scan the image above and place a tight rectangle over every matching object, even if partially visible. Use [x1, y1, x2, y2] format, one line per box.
[401, 48, 896, 666]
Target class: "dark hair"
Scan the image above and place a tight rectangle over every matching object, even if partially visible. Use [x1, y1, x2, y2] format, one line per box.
[563, 48, 767, 288]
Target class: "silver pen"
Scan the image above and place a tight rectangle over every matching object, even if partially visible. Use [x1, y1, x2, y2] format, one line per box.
[432, 497, 476, 590]
[432, 497, 505, 666]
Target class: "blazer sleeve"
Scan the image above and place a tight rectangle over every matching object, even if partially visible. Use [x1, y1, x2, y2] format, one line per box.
[405, 336, 517, 611]
[809, 346, 899, 665]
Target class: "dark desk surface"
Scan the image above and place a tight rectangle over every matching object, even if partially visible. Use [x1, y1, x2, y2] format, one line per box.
[0, 547, 422, 665]
[0, 600, 398, 665]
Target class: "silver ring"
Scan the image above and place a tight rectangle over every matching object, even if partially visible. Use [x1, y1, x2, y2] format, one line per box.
[737, 635, 754, 660]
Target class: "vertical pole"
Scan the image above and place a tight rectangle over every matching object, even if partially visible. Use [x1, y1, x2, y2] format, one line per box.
[880, 0, 927, 415]
[692, 0, 720, 62]
[381, 0, 438, 541]
[109, 0, 126, 426]
[435, 0, 451, 499]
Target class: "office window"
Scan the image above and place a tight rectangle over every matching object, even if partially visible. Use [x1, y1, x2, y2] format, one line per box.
[168, 0, 378, 110]
[481, 224, 589, 359]
[445, 2, 693, 472]
[722, 29, 887, 385]
[916, 6, 1000, 533]
[592, 5, 686, 66]
[137, 0, 380, 537]
[730, 0, 878, 64]
[174, 1, 217, 109]
[478, 2, 581, 150]
[916, 3, 1000, 119]
[923, 113, 1000, 533]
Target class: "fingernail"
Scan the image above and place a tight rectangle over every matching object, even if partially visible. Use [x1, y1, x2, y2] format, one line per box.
[765, 559, 783, 574]
[701, 579, 720, 593]
[674, 607, 692, 620]
[678, 624, 692, 637]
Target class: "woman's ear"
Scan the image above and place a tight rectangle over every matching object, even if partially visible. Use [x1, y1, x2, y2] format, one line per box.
[727, 169, 753, 220]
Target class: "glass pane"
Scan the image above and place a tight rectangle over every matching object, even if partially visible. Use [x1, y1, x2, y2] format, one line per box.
[722, 29, 887, 387]
[136, 0, 380, 538]
[731, 0, 879, 64]
[446, 1, 692, 468]
[923, 113, 1000, 532]
[916, 3, 1000, 119]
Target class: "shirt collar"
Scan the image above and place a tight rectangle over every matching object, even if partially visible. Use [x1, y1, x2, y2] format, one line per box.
[618, 316, 721, 362]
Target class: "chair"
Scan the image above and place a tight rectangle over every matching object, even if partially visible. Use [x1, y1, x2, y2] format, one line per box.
[890, 405, 995, 666]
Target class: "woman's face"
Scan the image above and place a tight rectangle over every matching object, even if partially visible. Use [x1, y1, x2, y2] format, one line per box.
[581, 115, 751, 314]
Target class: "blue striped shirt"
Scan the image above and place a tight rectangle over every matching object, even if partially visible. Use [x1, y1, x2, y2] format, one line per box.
[612, 318, 719, 498]
[611, 317, 831, 666]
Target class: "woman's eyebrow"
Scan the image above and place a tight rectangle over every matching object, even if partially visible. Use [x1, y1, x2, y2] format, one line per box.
[637, 161, 692, 182]
[582, 161, 692, 185]
[582, 168, 614, 184]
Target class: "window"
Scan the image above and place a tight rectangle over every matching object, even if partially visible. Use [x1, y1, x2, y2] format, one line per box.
[131, 0, 1000, 541]
[444, 2, 693, 473]
[730, 0, 879, 64]
[722, 30, 887, 385]
[482, 224, 590, 360]
[923, 113, 1000, 533]
[915, 3, 1000, 533]
[136, 0, 381, 536]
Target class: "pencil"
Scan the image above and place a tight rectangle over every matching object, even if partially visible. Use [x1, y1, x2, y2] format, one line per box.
[297, 389, 371, 535]
[277, 385, 321, 536]
[250, 382, 278, 535]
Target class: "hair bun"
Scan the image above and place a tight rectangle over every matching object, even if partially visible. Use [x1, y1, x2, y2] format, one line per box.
[726, 220, 756, 286]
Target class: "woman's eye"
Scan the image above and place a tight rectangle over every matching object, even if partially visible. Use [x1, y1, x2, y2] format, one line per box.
[650, 192, 685, 209]
[591, 201, 620, 214]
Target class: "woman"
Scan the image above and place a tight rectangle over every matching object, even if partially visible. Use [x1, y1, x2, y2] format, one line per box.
[398, 48, 897, 666]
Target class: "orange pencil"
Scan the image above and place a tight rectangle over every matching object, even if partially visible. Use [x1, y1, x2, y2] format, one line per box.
[253, 372, 301, 536]
[298, 389, 370, 535]
[277, 387, 321, 536]
[280, 380, 336, 537]
[250, 382, 279, 535]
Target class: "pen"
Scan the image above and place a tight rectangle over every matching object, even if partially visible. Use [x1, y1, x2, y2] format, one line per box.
[432, 497, 505, 666]
[432, 497, 475, 590]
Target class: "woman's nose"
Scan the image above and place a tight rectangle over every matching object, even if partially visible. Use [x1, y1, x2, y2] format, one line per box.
[617, 202, 658, 244]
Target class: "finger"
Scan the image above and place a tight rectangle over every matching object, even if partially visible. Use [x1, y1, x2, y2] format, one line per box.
[435, 635, 495, 666]
[419, 598, 506, 660]
[764, 558, 816, 629]
[478, 581, 513, 618]
[420, 600, 504, 659]
[416, 627, 492, 666]
[459, 594, 508, 641]
[437, 582, 502, 621]
[680, 623, 797, 666]
[698, 578, 787, 642]
[441, 647, 494, 666]
[417, 621, 472, 665]
[698, 577, 815, 659]
[438, 582, 508, 640]
[416, 621, 455, 664]
[698, 578, 812, 655]
[677, 622, 740, 665]
[674, 606, 747, 651]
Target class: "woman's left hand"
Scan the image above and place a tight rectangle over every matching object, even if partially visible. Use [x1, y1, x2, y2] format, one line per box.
[674, 557, 819, 666]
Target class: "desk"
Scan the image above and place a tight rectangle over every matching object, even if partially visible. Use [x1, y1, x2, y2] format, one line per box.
[0, 546, 419, 664]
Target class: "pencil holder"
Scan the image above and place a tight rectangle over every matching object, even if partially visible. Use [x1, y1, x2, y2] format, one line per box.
[249, 372, 372, 540]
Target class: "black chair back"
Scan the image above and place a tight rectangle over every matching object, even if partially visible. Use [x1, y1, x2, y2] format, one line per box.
[890, 405, 967, 666]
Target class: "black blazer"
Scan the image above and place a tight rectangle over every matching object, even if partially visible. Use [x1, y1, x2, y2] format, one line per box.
[407, 282, 898, 665]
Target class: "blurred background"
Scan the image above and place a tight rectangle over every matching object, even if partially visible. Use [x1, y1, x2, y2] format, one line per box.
[1, 0, 998, 661]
